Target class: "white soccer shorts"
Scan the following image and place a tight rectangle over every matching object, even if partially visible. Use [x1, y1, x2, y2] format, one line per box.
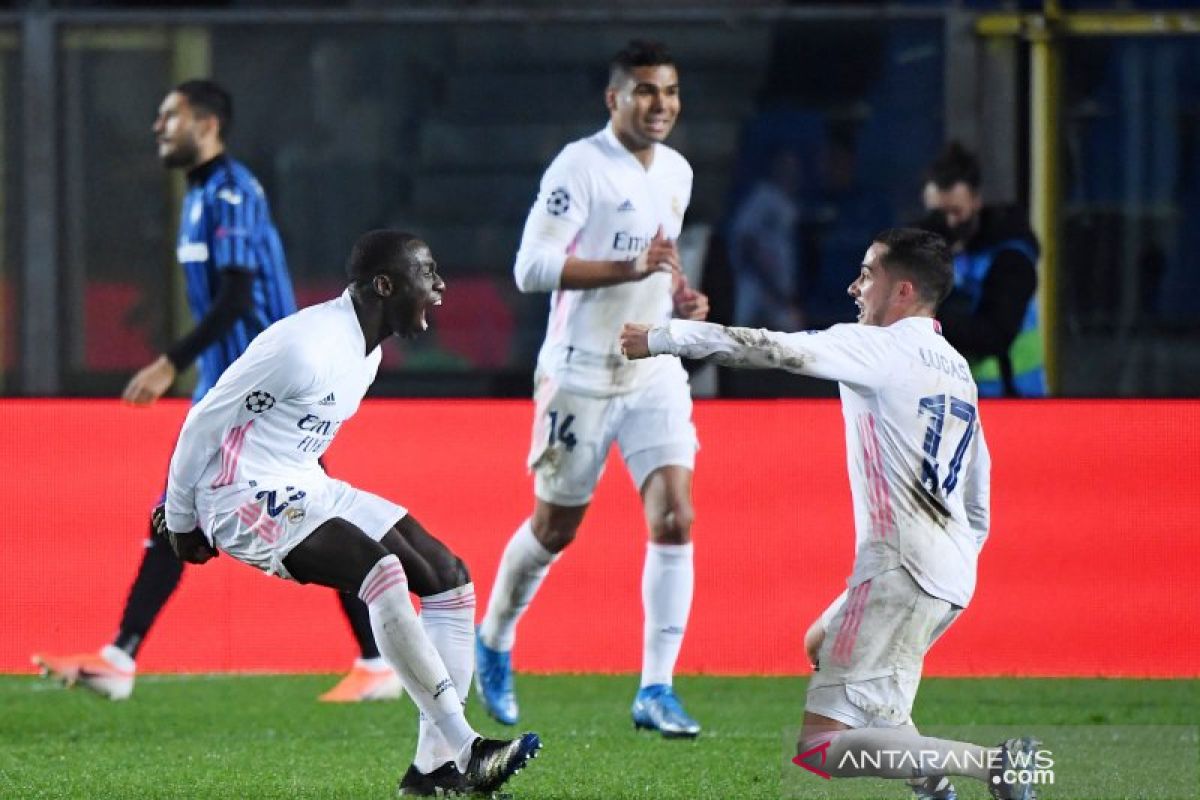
[527, 363, 698, 506]
[197, 474, 406, 580]
[806, 567, 960, 728]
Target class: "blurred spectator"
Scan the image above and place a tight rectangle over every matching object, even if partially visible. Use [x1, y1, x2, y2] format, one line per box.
[919, 142, 1048, 397]
[728, 148, 804, 330]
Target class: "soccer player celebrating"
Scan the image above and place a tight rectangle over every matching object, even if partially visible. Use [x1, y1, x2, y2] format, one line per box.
[34, 80, 398, 704]
[474, 40, 710, 737]
[159, 230, 541, 797]
[621, 229, 1040, 800]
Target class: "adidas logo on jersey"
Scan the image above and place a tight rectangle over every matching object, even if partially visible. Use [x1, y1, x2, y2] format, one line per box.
[617, 199, 635, 212]
[318, 392, 336, 406]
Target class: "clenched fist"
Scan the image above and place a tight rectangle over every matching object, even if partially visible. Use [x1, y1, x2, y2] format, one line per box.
[152, 504, 218, 565]
[619, 323, 653, 360]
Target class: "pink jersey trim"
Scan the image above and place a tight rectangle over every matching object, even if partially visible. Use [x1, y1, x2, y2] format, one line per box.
[211, 420, 255, 489]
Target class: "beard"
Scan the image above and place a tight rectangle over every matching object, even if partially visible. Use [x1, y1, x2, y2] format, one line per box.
[948, 215, 979, 247]
[159, 139, 200, 169]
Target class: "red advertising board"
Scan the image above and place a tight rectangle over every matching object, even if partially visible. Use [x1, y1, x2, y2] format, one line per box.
[4, 399, 1197, 676]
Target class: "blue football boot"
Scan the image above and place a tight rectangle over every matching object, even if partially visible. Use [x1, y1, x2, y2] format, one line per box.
[474, 629, 519, 725]
[631, 684, 701, 738]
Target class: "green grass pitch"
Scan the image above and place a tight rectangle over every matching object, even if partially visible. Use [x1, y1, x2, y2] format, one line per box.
[1, 675, 1195, 799]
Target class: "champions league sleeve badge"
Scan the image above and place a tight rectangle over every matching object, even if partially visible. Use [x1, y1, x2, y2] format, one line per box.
[546, 187, 571, 217]
[244, 391, 276, 413]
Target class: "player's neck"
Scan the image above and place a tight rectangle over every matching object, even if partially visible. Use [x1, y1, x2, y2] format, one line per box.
[350, 290, 387, 354]
[613, 129, 655, 169]
[882, 308, 935, 327]
[196, 141, 225, 166]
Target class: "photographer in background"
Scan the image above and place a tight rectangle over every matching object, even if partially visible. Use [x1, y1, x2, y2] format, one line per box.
[919, 142, 1047, 397]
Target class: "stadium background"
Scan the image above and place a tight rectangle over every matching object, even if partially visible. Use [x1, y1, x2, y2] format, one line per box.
[1, 0, 1198, 682]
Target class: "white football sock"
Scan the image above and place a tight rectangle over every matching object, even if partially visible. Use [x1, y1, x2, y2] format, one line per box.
[799, 728, 994, 781]
[358, 556, 477, 770]
[100, 644, 136, 673]
[478, 519, 557, 651]
[414, 583, 476, 773]
[640, 542, 694, 688]
[354, 656, 390, 671]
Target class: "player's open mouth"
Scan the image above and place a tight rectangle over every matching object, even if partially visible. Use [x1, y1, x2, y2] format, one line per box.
[419, 296, 443, 331]
[854, 300, 865, 321]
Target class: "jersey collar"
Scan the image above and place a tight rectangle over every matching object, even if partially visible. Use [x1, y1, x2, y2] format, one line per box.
[890, 315, 943, 335]
[186, 153, 230, 186]
[602, 122, 656, 172]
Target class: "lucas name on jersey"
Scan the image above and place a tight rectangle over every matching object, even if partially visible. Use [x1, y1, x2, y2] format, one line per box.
[918, 347, 972, 384]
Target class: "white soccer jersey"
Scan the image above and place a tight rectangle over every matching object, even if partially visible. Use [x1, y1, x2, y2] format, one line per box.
[649, 317, 991, 607]
[514, 123, 693, 396]
[165, 290, 380, 537]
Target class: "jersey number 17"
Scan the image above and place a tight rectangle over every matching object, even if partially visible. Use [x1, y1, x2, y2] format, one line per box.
[917, 394, 976, 496]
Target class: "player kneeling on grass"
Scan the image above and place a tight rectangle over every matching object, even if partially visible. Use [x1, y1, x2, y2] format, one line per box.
[158, 229, 541, 798]
[621, 228, 1041, 800]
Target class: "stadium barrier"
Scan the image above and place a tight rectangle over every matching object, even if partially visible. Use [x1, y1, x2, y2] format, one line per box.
[4, 399, 1197, 677]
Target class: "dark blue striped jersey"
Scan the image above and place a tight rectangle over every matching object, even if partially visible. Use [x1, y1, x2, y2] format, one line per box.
[176, 155, 297, 400]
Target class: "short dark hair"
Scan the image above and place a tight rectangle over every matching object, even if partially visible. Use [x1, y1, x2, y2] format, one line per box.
[174, 79, 233, 140]
[872, 227, 954, 308]
[346, 229, 423, 283]
[609, 40, 675, 87]
[925, 141, 981, 191]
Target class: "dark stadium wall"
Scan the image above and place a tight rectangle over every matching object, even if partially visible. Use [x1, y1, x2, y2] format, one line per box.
[4, 399, 1197, 677]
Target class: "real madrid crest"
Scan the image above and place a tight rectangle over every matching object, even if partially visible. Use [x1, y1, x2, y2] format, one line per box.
[671, 196, 683, 218]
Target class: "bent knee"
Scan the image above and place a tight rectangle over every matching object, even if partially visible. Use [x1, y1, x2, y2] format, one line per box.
[530, 515, 579, 553]
[648, 502, 694, 544]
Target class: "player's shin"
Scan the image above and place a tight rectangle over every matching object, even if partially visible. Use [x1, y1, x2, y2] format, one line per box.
[414, 583, 476, 772]
[478, 519, 556, 651]
[641, 541, 693, 687]
[359, 556, 477, 767]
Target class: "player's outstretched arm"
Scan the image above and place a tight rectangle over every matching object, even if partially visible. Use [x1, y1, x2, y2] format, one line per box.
[623, 319, 891, 389]
[622, 320, 812, 372]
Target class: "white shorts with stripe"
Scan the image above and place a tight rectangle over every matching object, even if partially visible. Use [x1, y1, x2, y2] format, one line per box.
[806, 567, 960, 728]
[527, 362, 698, 506]
[197, 474, 406, 580]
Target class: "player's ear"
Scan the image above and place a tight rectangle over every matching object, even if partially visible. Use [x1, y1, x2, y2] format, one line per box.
[372, 274, 394, 298]
[605, 86, 618, 113]
[196, 112, 219, 143]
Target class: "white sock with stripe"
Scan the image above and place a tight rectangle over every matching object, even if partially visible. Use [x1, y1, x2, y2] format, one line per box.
[641, 542, 694, 688]
[358, 556, 477, 771]
[478, 519, 557, 651]
[414, 583, 476, 773]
